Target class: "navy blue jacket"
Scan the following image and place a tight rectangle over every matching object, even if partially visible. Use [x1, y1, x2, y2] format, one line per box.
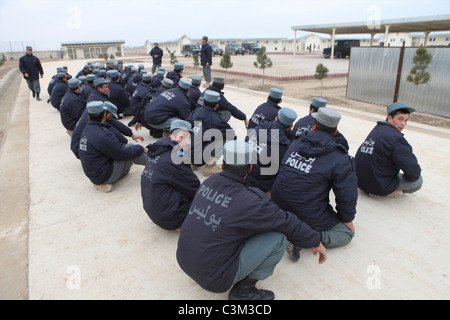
[201, 43, 213, 66]
[79, 121, 144, 185]
[166, 71, 182, 88]
[80, 83, 95, 101]
[245, 120, 293, 192]
[108, 80, 130, 114]
[76, 69, 90, 78]
[188, 105, 236, 166]
[86, 89, 109, 104]
[120, 69, 132, 87]
[248, 100, 281, 130]
[60, 89, 86, 131]
[141, 138, 200, 230]
[47, 75, 58, 95]
[149, 47, 164, 65]
[19, 54, 44, 80]
[293, 114, 350, 151]
[271, 130, 358, 231]
[144, 88, 191, 126]
[198, 86, 247, 121]
[71, 108, 132, 159]
[126, 74, 140, 96]
[50, 79, 68, 110]
[355, 121, 421, 196]
[176, 171, 321, 293]
[188, 85, 202, 112]
[130, 83, 153, 119]
[150, 75, 163, 89]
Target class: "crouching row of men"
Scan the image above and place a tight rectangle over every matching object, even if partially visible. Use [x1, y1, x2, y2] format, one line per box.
[76, 83, 422, 300]
[140, 95, 423, 300]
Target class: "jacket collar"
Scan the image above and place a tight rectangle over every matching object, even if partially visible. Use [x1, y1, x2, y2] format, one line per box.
[219, 170, 247, 185]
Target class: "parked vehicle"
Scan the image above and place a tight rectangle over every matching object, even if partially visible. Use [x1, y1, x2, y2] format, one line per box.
[225, 43, 245, 55]
[182, 44, 201, 57]
[323, 40, 360, 58]
[210, 44, 224, 56]
[241, 42, 260, 54]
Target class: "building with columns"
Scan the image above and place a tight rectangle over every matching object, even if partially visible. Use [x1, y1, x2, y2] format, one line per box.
[292, 14, 450, 58]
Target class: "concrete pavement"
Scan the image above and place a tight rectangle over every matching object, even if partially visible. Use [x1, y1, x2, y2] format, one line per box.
[1, 59, 450, 300]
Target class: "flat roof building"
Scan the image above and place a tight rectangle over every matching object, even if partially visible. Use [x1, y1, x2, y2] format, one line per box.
[61, 41, 125, 60]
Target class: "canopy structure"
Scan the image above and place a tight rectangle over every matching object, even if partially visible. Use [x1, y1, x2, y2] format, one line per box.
[291, 14, 450, 58]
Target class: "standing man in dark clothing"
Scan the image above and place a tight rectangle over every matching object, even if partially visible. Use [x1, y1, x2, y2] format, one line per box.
[150, 43, 164, 75]
[141, 120, 200, 231]
[355, 102, 423, 198]
[177, 140, 327, 300]
[248, 88, 283, 130]
[200, 36, 213, 88]
[60, 78, 86, 136]
[50, 72, 68, 110]
[19, 46, 44, 101]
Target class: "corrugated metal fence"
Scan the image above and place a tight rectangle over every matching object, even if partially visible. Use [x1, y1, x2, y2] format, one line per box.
[347, 46, 450, 118]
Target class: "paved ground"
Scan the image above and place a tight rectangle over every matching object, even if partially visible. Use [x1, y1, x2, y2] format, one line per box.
[1, 58, 449, 300]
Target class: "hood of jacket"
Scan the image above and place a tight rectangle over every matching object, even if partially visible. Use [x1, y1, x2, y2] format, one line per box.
[147, 137, 177, 159]
[297, 130, 346, 158]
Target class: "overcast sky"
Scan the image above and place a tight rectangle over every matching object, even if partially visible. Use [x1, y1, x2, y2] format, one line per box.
[0, 0, 449, 51]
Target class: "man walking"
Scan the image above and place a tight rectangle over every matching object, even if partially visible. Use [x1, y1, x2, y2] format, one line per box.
[200, 36, 213, 88]
[19, 46, 44, 101]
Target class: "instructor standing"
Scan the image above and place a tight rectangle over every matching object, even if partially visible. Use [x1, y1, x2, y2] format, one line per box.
[200, 36, 213, 88]
[19, 46, 44, 101]
[150, 43, 164, 75]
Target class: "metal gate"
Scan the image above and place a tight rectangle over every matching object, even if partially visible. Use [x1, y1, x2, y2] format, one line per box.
[347, 46, 450, 118]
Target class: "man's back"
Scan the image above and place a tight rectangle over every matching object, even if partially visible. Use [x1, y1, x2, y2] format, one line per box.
[271, 130, 357, 231]
[79, 121, 142, 185]
[177, 171, 320, 293]
[144, 88, 190, 125]
[141, 138, 200, 230]
[50, 80, 68, 110]
[248, 100, 281, 130]
[60, 90, 85, 131]
[355, 121, 421, 196]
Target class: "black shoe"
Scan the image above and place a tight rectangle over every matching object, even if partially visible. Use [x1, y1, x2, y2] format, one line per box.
[128, 118, 137, 127]
[47, 99, 51, 104]
[36, 93, 41, 101]
[286, 242, 301, 262]
[32, 91, 36, 98]
[228, 277, 274, 300]
[150, 130, 163, 139]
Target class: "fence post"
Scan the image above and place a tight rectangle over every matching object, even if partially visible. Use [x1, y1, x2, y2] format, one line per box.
[393, 41, 406, 103]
